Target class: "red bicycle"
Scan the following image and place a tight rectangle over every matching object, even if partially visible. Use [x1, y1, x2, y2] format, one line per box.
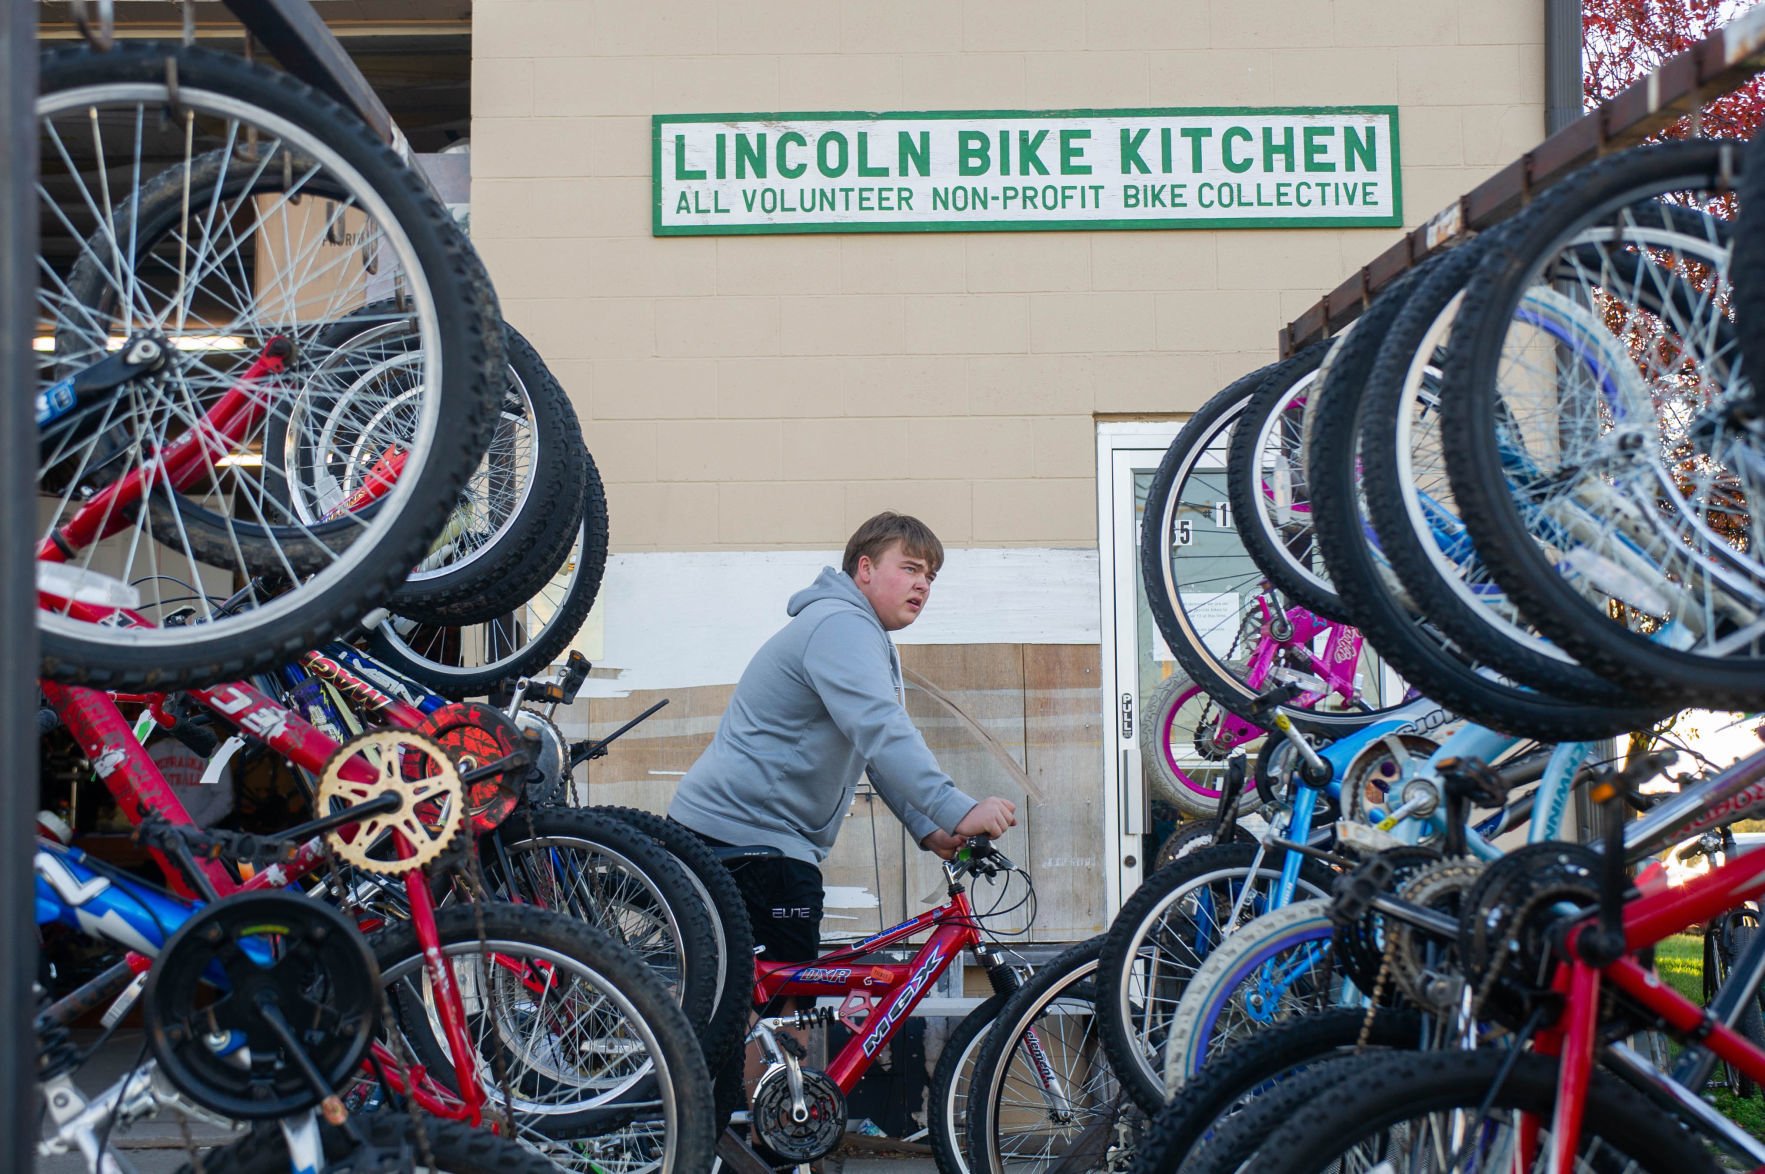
[715, 836, 1051, 1170]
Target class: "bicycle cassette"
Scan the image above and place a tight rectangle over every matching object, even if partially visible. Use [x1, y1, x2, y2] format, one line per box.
[752, 1066, 847, 1164]
[317, 729, 464, 875]
[145, 891, 379, 1120]
[1386, 857, 1487, 1012]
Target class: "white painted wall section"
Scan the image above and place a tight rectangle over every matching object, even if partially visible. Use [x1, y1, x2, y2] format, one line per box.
[580, 547, 1100, 696]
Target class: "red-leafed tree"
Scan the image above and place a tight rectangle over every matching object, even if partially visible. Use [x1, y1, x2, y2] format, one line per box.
[1584, 0, 1765, 139]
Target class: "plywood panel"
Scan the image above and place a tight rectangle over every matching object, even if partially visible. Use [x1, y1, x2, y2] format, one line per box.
[893, 644, 1029, 935]
[1024, 644, 1108, 939]
[575, 684, 731, 813]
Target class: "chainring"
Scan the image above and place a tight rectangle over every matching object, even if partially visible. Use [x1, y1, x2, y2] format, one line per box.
[751, 1066, 847, 1164]
[317, 729, 463, 875]
[144, 891, 379, 1120]
[1387, 858, 1487, 1011]
[1459, 841, 1603, 1025]
[417, 701, 526, 831]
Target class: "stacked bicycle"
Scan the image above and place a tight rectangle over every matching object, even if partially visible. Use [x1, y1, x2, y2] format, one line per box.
[958, 127, 1765, 1173]
[27, 16, 729, 1174]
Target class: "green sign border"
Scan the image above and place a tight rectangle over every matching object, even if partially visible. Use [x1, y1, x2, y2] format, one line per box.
[652, 106, 1402, 236]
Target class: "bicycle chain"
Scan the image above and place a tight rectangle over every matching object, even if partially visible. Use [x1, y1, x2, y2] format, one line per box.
[1385, 858, 1486, 1012]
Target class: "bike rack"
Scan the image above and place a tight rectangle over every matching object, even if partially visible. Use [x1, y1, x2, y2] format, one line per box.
[3, 6, 43, 1172]
[1281, 4, 1765, 355]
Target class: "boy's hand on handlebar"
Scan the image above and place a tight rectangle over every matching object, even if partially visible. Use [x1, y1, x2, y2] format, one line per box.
[956, 796, 1018, 840]
[920, 828, 965, 859]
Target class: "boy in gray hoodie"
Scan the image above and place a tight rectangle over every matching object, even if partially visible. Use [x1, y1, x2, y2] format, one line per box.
[669, 511, 1018, 963]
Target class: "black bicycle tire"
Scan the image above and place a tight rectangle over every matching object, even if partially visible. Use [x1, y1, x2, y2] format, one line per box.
[594, 806, 757, 1075]
[1729, 127, 1765, 411]
[1224, 342, 1347, 621]
[1126, 1005, 1424, 1174]
[1140, 371, 1407, 735]
[188, 1112, 560, 1174]
[1442, 139, 1765, 709]
[474, 805, 720, 1043]
[1181, 1052, 1380, 1174]
[371, 900, 715, 1165]
[1246, 1048, 1716, 1174]
[965, 937, 1123, 1174]
[393, 324, 589, 623]
[1362, 220, 1719, 712]
[929, 992, 1013, 1174]
[1094, 841, 1337, 1114]
[1306, 246, 1666, 740]
[36, 43, 500, 690]
[364, 450, 605, 698]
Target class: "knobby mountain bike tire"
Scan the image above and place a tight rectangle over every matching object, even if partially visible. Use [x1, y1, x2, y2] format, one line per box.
[1223, 341, 1347, 621]
[366, 449, 606, 697]
[473, 804, 719, 1043]
[592, 805, 757, 1076]
[1442, 139, 1765, 710]
[964, 937, 1138, 1174]
[189, 1112, 561, 1174]
[371, 902, 715, 1173]
[1125, 1004, 1425, 1174]
[36, 43, 501, 689]
[1304, 243, 1667, 740]
[929, 991, 1015, 1174]
[1139, 372, 1414, 736]
[1247, 1049, 1717, 1174]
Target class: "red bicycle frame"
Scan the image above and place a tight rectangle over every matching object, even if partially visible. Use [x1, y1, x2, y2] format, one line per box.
[751, 875, 987, 1094]
[1533, 817, 1765, 1170]
[42, 676, 491, 1123]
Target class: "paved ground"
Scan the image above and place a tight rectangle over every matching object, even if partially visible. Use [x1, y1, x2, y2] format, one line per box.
[35, 1030, 938, 1172]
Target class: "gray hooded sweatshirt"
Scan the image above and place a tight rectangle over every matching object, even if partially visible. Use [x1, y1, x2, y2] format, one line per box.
[668, 567, 980, 865]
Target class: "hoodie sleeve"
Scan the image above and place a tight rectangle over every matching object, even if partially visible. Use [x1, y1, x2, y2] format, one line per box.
[802, 612, 979, 836]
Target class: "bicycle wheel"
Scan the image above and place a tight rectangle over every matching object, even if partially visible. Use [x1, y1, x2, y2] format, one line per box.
[1708, 909, 1765, 1098]
[1244, 1049, 1718, 1174]
[366, 452, 605, 698]
[930, 992, 1015, 1174]
[191, 1112, 560, 1174]
[371, 902, 715, 1172]
[263, 319, 584, 624]
[594, 806, 756, 1075]
[36, 43, 500, 688]
[1442, 139, 1765, 709]
[1223, 342, 1347, 621]
[965, 938, 1140, 1174]
[1161, 899, 1359, 1090]
[1140, 371, 1418, 735]
[474, 805, 719, 1042]
[1127, 1005, 1425, 1174]
[1138, 672, 1264, 820]
[1305, 245, 1667, 740]
[1179, 1052, 1380, 1174]
[1094, 842, 1336, 1113]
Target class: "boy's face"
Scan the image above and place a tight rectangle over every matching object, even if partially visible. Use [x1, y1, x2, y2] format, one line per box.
[855, 542, 936, 632]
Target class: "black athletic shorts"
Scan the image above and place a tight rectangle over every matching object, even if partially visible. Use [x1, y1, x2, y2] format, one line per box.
[684, 827, 824, 963]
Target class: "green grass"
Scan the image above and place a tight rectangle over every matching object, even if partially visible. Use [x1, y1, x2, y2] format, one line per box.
[1650, 934, 1765, 1141]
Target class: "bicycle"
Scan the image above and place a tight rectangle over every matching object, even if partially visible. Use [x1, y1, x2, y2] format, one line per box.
[712, 835, 1034, 1172]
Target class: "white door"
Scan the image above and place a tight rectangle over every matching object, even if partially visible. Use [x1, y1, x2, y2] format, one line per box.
[1096, 422, 1181, 916]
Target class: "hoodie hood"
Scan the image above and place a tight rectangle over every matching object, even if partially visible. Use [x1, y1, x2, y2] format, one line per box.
[787, 566, 879, 625]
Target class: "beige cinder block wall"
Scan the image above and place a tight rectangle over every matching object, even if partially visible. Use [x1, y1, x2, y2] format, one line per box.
[471, 0, 1543, 554]
[469, 0, 1543, 939]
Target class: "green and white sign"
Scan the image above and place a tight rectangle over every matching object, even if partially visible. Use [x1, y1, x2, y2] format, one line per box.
[653, 107, 1400, 236]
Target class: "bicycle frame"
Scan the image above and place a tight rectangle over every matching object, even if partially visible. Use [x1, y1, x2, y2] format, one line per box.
[39, 676, 491, 1123]
[1537, 806, 1765, 1171]
[753, 884, 984, 1094]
